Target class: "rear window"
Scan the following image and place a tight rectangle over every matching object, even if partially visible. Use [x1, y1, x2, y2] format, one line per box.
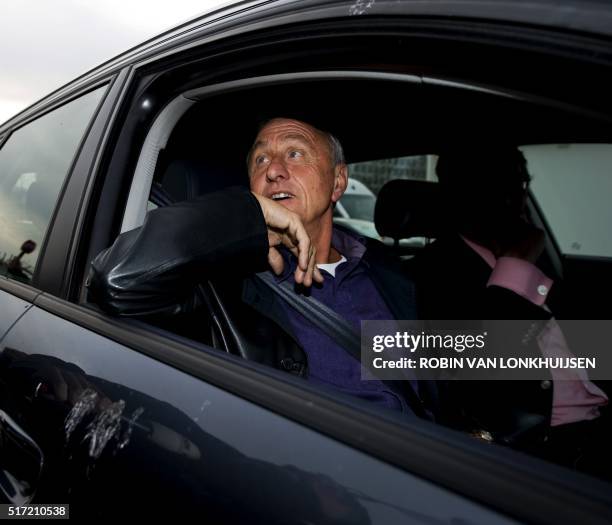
[340, 193, 376, 221]
[521, 144, 612, 258]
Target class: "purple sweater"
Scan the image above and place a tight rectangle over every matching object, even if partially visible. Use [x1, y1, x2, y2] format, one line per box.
[274, 229, 413, 414]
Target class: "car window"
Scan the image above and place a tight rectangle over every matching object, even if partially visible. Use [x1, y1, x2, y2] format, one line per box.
[0, 86, 106, 284]
[340, 192, 376, 221]
[521, 144, 612, 258]
[337, 155, 437, 243]
[349, 155, 437, 192]
[112, 72, 612, 492]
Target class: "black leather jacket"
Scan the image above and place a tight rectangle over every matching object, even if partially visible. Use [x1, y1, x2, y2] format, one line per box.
[88, 187, 270, 317]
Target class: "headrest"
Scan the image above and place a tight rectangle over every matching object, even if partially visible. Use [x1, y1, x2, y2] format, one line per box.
[161, 158, 248, 202]
[374, 179, 443, 240]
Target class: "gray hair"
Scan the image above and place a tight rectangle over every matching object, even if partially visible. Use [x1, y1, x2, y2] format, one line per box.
[326, 131, 345, 166]
[246, 119, 346, 170]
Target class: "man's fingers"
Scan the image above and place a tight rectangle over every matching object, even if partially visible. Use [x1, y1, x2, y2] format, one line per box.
[292, 244, 324, 287]
[267, 215, 307, 271]
[303, 245, 318, 287]
[267, 247, 284, 275]
[278, 221, 310, 273]
[254, 193, 320, 284]
[286, 244, 309, 285]
[291, 222, 311, 272]
[267, 231, 280, 247]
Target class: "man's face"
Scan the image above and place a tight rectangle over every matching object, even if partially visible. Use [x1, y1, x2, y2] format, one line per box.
[248, 118, 347, 231]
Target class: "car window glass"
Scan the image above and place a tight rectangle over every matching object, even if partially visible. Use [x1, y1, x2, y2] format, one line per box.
[521, 144, 612, 258]
[0, 86, 106, 283]
[339, 155, 436, 243]
[349, 155, 437, 191]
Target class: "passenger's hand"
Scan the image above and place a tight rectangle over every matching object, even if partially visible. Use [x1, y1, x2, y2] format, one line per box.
[253, 193, 323, 286]
[501, 221, 545, 263]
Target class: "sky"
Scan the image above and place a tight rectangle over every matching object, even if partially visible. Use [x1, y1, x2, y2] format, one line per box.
[0, 0, 235, 124]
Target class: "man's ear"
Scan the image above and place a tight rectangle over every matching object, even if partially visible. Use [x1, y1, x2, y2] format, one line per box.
[331, 164, 348, 203]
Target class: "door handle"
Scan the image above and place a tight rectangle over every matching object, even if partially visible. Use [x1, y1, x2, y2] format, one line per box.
[0, 410, 44, 505]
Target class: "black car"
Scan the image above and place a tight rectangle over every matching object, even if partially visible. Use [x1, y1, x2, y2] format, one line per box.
[1, 0, 612, 522]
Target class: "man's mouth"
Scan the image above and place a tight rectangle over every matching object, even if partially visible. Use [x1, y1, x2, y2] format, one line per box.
[270, 192, 295, 201]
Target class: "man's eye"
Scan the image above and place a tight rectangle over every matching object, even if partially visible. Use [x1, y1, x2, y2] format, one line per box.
[288, 150, 303, 159]
[255, 155, 268, 166]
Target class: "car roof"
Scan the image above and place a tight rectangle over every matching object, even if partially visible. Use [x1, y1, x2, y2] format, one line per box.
[2, 0, 612, 132]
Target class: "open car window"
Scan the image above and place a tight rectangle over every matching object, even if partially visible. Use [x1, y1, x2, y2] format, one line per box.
[104, 69, 612, 493]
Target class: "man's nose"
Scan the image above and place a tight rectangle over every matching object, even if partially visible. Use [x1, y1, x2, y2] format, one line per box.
[266, 158, 289, 182]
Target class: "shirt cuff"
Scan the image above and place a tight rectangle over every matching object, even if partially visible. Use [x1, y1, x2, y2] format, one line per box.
[487, 256, 554, 306]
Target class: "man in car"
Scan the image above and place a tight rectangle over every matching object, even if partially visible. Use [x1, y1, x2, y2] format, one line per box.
[88, 118, 430, 419]
[410, 146, 609, 477]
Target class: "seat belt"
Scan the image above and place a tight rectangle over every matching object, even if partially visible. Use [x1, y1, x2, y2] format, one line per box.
[256, 272, 429, 419]
[256, 271, 362, 360]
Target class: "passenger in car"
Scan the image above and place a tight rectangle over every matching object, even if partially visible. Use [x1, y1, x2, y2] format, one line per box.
[410, 146, 610, 477]
[88, 118, 434, 419]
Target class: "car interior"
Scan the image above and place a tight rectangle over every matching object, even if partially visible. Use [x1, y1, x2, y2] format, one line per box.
[131, 74, 612, 321]
[100, 73, 607, 339]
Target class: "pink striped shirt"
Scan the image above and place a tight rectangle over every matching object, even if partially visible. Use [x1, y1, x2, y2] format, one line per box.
[462, 236, 608, 426]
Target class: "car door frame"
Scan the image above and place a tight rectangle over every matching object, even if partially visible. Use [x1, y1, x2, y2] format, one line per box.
[0, 70, 126, 338]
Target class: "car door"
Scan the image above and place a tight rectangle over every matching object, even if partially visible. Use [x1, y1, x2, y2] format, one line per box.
[4, 298, 529, 523]
[0, 82, 110, 506]
[0, 83, 106, 343]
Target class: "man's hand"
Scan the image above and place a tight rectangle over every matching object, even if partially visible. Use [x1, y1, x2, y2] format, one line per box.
[253, 193, 324, 286]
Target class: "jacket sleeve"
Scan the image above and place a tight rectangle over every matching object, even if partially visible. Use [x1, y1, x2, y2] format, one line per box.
[87, 187, 269, 317]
